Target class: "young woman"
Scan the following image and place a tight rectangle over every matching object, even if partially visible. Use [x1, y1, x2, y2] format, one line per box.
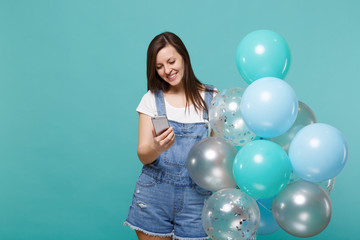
[125, 32, 217, 240]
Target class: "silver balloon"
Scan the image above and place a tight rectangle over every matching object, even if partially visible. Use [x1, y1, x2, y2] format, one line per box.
[209, 88, 256, 146]
[269, 101, 316, 153]
[202, 188, 260, 240]
[187, 137, 237, 191]
[272, 181, 332, 238]
[288, 171, 335, 195]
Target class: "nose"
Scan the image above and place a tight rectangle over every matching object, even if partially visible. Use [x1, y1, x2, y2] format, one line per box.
[164, 65, 171, 75]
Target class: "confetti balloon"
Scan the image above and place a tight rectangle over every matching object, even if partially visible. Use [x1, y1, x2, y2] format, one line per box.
[318, 178, 336, 195]
[209, 88, 256, 146]
[202, 188, 260, 240]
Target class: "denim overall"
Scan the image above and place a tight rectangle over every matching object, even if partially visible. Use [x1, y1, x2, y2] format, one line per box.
[125, 86, 214, 240]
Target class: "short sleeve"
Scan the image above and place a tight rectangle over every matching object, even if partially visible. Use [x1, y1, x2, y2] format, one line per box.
[136, 91, 157, 117]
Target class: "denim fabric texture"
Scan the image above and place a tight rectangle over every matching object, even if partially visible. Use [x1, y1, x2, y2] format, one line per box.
[125, 86, 214, 240]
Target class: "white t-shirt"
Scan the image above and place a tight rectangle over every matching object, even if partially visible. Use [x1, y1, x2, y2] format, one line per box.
[136, 89, 217, 123]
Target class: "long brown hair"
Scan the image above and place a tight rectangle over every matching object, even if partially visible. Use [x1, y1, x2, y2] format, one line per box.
[147, 32, 212, 114]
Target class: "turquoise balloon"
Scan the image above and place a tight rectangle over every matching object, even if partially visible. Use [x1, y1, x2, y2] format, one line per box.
[233, 140, 291, 199]
[236, 29, 291, 84]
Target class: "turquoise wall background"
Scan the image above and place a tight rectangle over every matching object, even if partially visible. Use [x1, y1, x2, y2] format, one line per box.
[1, 0, 359, 239]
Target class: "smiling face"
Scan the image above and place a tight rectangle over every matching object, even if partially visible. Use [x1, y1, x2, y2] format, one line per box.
[155, 44, 185, 89]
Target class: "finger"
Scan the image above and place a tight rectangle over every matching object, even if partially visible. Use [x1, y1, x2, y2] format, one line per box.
[165, 138, 175, 149]
[168, 134, 176, 146]
[157, 127, 173, 140]
[167, 131, 175, 142]
[160, 131, 175, 146]
[152, 127, 156, 137]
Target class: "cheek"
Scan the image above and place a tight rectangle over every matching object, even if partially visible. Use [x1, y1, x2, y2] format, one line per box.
[179, 66, 185, 76]
[156, 70, 168, 81]
[176, 63, 183, 73]
[156, 69, 163, 77]
[180, 62, 185, 73]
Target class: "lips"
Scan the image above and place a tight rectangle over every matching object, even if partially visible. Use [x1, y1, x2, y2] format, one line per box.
[167, 73, 177, 81]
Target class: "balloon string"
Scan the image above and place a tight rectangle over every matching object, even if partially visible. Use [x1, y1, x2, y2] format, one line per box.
[256, 200, 272, 213]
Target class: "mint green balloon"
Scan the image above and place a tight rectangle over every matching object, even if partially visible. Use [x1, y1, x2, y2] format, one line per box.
[236, 30, 291, 84]
[233, 140, 291, 199]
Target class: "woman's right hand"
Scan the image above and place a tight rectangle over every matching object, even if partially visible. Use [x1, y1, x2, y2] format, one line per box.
[152, 126, 175, 154]
[137, 113, 175, 165]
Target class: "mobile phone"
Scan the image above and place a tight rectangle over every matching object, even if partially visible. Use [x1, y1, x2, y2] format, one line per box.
[151, 116, 170, 136]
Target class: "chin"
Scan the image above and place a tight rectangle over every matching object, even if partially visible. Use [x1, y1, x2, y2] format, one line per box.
[164, 77, 182, 87]
[170, 79, 183, 87]
[170, 80, 180, 85]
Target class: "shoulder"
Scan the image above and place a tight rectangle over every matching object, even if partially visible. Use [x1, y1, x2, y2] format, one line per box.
[141, 90, 156, 102]
[136, 90, 157, 117]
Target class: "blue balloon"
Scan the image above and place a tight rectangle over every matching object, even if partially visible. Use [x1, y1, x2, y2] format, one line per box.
[240, 77, 298, 138]
[256, 198, 280, 235]
[236, 29, 291, 84]
[289, 123, 348, 182]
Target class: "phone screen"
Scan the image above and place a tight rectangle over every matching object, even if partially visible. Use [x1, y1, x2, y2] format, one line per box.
[151, 116, 170, 136]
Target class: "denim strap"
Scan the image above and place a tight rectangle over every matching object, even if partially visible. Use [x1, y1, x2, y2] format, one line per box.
[154, 90, 167, 116]
[203, 84, 214, 121]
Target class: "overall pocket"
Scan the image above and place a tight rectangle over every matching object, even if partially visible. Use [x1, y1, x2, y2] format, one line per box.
[136, 173, 156, 187]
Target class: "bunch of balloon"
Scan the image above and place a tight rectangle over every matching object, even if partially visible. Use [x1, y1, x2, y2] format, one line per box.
[186, 29, 348, 239]
[231, 29, 349, 238]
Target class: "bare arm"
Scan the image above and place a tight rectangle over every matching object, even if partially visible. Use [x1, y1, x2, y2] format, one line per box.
[137, 113, 175, 165]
